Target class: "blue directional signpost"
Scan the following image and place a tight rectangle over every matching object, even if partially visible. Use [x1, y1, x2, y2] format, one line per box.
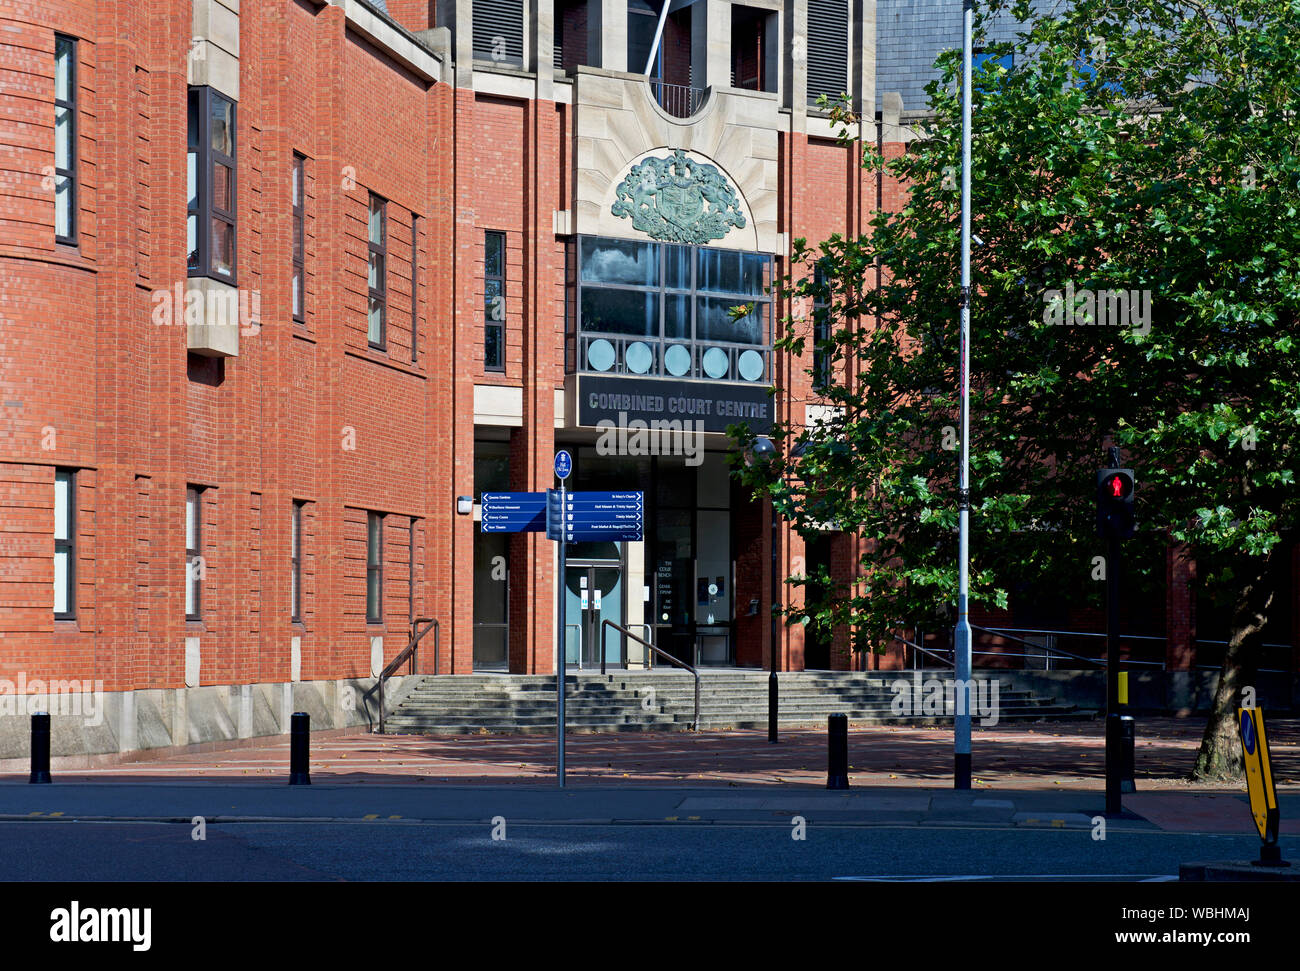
[479, 492, 546, 532]
[487, 451, 642, 788]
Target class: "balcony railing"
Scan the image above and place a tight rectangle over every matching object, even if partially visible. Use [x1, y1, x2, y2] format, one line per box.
[648, 79, 706, 119]
[576, 333, 770, 385]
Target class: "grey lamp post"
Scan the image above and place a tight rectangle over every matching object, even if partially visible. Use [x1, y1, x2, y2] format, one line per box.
[745, 435, 781, 743]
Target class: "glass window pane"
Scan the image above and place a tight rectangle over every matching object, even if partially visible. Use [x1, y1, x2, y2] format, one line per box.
[485, 325, 503, 370]
[292, 159, 301, 206]
[187, 151, 197, 210]
[291, 569, 299, 615]
[664, 245, 691, 289]
[696, 296, 766, 344]
[55, 106, 71, 168]
[580, 237, 658, 285]
[211, 94, 234, 157]
[292, 270, 302, 317]
[368, 515, 380, 563]
[369, 197, 384, 244]
[484, 278, 503, 320]
[580, 287, 658, 336]
[211, 219, 234, 276]
[54, 472, 71, 540]
[212, 161, 231, 211]
[187, 214, 199, 270]
[367, 570, 381, 616]
[55, 177, 72, 239]
[186, 494, 197, 550]
[55, 37, 73, 102]
[663, 292, 690, 338]
[54, 550, 69, 614]
[697, 248, 768, 296]
[368, 298, 384, 343]
[485, 232, 504, 277]
[186, 571, 196, 616]
[368, 251, 384, 291]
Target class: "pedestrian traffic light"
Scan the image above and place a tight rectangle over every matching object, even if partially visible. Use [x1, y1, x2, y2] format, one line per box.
[1096, 468, 1136, 539]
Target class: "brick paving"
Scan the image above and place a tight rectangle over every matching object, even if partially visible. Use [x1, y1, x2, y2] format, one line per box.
[14, 717, 1299, 794]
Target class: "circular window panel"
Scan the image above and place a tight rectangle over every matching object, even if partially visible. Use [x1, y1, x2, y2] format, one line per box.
[738, 349, 765, 382]
[702, 346, 730, 380]
[625, 341, 653, 374]
[586, 338, 615, 372]
[664, 343, 692, 377]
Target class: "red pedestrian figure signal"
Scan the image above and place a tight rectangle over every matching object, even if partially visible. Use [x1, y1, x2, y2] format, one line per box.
[1096, 468, 1136, 539]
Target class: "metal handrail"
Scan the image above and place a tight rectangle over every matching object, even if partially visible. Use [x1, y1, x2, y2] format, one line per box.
[893, 633, 955, 668]
[366, 617, 439, 734]
[971, 625, 1109, 668]
[647, 79, 706, 119]
[600, 619, 699, 731]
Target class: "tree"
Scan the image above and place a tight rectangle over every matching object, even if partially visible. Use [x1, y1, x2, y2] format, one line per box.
[732, 0, 1300, 780]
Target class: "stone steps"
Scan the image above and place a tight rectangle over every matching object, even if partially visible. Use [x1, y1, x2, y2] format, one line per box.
[382, 669, 1092, 735]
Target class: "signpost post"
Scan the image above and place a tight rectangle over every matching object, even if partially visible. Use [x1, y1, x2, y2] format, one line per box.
[552, 450, 572, 788]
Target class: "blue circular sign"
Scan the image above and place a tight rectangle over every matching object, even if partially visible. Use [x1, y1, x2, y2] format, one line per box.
[1240, 710, 1256, 755]
[554, 450, 572, 481]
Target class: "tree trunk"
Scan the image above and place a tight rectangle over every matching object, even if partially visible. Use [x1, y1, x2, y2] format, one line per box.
[1190, 558, 1275, 781]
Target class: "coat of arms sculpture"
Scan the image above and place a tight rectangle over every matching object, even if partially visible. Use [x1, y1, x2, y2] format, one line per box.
[610, 149, 746, 244]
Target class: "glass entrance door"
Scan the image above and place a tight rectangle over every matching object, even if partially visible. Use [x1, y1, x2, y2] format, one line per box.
[564, 563, 624, 668]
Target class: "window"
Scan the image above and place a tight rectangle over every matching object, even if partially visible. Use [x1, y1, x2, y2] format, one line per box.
[292, 153, 305, 322]
[187, 86, 237, 281]
[366, 511, 383, 623]
[574, 235, 773, 383]
[410, 214, 419, 362]
[812, 264, 832, 391]
[368, 193, 386, 348]
[291, 500, 304, 621]
[484, 231, 506, 371]
[54, 35, 77, 244]
[54, 469, 75, 618]
[186, 487, 203, 620]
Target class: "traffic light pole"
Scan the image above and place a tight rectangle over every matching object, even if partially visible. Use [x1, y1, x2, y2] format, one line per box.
[1105, 529, 1121, 814]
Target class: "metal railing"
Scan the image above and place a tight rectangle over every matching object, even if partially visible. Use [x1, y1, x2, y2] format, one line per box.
[903, 624, 1293, 673]
[647, 79, 706, 119]
[367, 616, 439, 734]
[601, 619, 699, 731]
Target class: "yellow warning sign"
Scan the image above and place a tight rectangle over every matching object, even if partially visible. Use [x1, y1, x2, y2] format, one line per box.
[1237, 707, 1278, 843]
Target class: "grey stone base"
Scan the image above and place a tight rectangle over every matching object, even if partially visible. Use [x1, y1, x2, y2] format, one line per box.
[1180, 859, 1298, 881]
[0, 676, 420, 769]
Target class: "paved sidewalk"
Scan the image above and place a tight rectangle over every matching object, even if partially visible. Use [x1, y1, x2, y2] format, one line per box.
[8, 718, 1296, 791]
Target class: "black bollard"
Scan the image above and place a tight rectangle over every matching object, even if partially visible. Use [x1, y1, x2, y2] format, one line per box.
[827, 713, 849, 790]
[29, 711, 52, 784]
[1119, 714, 1136, 794]
[289, 711, 310, 786]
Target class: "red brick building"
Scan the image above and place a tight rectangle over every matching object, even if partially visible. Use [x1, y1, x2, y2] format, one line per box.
[2, 0, 1292, 756]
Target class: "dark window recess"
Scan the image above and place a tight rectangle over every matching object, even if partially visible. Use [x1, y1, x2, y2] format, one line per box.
[54, 35, 77, 244]
[368, 193, 386, 349]
[484, 231, 506, 372]
[291, 500, 304, 621]
[408, 520, 417, 622]
[813, 264, 832, 390]
[292, 153, 305, 321]
[187, 86, 237, 281]
[410, 214, 419, 362]
[806, 0, 849, 107]
[54, 469, 76, 619]
[366, 511, 383, 623]
[472, 0, 524, 66]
